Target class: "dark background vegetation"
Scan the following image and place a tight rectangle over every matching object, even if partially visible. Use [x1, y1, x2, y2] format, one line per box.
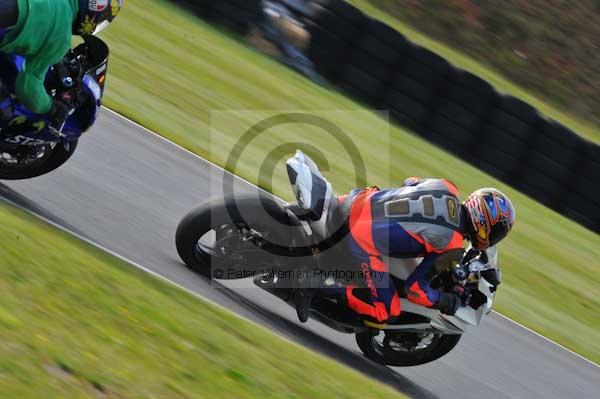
[362, 0, 600, 126]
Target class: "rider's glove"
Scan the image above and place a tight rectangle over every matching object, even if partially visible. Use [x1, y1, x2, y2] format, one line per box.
[435, 291, 461, 316]
[452, 283, 471, 303]
[481, 269, 501, 293]
[47, 99, 71, 130]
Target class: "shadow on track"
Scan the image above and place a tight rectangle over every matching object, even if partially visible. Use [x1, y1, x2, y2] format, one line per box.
[0, 184, 88, 239]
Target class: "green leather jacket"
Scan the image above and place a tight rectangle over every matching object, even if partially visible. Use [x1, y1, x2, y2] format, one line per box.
[0, 0, 79, 114]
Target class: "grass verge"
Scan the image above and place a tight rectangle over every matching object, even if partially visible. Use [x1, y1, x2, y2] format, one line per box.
[100, 0, 599, 363]
[0, 200, 406, 398]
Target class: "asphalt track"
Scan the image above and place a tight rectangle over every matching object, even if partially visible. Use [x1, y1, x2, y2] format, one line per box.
[1, 111, 598, 399]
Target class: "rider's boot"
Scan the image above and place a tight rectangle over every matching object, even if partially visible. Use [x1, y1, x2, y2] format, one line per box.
[293, 288, 314, 323]
[293, 271, 321, 323]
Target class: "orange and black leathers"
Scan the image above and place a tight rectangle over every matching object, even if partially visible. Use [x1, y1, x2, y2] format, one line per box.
[344, 178, 465, 324]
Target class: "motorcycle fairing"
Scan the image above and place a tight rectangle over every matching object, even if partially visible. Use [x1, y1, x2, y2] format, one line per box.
[286, 149, 337, 240]
[0, 37, 107, 144]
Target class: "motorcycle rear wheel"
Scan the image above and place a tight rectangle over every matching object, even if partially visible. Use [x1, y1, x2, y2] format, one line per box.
[355, 329, 461, 366]
[175, 195, 302, 278]
[0, 140, 78, 180]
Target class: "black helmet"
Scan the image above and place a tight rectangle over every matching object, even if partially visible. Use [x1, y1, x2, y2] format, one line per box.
[74, 0, 123, 35]
[463, 188, 516, 250]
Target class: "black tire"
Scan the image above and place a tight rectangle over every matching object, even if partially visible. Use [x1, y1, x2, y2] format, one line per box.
[398, 57, 440, 86]
[570, 184, 600, 207]
[170, 0, 214, 18]
[584, 144, 600, 170]
[578, 145, 600, 182]
[480, 125, 528, 160]
[311, 0, 366, 25]
[516, 149, 573, 210]
[304, 3, 363, 42]
[392, 75, 433, 104]
[355, 330, 461, 366]
[396, 51, 451, 98]
[0, 140, 78, 180]
[534, 120, 583, 170]
[564, 192, 600, 232]
[305, 20, 351, 79]
[410, 46, 452, 76]
[443, 83, 497, 116]
[527, 151, 571, 183]
[385, 90, 429, 128]
[488, 108, 536, 141]
[496, 94, 539, 125]
[435, 100, 480, 130]
[355, 33, 403, 66]
[211, 1, 260, 34]
[175, 201, 222, 277]
[225, 0, 261, 13]
[475, 124, 529, 181]
[566, 211, 600, 234]
[348, 48, 392, 83]
[364, 19, 411, 54]
[481, 154, 521, 181]
[569, 182, 600, 213]
[429, 131, 468, 159]
[175, 195, 299, 277]
[573, 175, 600, 205]
[340, 64, 385, 105]
[514, 159, 565, 209]
[428, 114, 477, 157]
[450, 69, 494, 97]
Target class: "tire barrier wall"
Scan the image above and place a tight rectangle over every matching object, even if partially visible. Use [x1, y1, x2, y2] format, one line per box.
[172, 0, 600, 234]
[171, 0, 263, 34]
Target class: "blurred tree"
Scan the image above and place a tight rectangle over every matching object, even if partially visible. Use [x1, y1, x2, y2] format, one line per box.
[362, 0, 600, 126]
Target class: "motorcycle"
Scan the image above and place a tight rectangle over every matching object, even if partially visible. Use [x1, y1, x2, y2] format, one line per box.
[0, 35, 109, 180]
[175, 150, 502, 366]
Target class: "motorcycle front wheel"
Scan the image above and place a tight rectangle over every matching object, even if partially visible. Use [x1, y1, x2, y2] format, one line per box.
[0, 140, 78, 180]
[355, 329, 461, 366]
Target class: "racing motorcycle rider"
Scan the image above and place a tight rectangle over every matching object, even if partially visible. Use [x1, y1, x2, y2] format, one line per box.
[0, 0, 123, 127]
[294, 177, 516, 324]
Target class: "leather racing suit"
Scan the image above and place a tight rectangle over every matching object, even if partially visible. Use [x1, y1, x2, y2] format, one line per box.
[341, 177, 466, 325]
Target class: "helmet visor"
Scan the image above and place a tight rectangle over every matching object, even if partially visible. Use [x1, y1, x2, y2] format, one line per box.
[488, 219, 511, 247]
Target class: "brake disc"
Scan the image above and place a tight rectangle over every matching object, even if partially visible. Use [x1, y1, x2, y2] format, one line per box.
[0, 145, 49, 166]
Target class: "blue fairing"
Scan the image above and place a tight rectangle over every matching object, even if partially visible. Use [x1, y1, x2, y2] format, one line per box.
[0, 54, 102, 145]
